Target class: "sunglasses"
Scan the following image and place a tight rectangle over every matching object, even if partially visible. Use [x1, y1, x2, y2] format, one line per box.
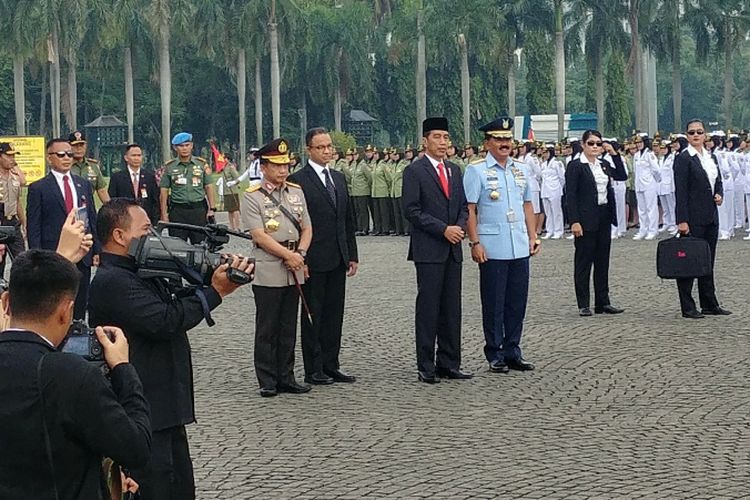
[49, 151, 74, 158]
[687, 130, 705, 136]
[586, 141, 603, 147]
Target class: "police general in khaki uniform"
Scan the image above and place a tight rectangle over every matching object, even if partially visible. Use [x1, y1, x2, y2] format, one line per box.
[159, 132, 216, 243]
[69, 131, 110, 204]
[0, 143, 26, 277]
[242, 138, 313, 398]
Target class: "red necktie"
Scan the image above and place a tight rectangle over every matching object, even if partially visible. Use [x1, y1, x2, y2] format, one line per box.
[132, 172, 139, 198]
[63, 175, 74, 213]
[437, 162, 450, 198]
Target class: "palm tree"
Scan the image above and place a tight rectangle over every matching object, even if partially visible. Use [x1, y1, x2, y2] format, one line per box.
[553, 0, 565, 139]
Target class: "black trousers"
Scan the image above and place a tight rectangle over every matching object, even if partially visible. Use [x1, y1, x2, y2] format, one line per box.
[376, 197, 393, 234]
[352, 196, 371, 233]
[676, 223, 720, 313]
[131, 425, 195, 500]
[414, 259, 462, 373]
[301, 261, 347, 375]
[169, 202, 207, 243]
[573, 206, 612, 309]
[0, 220, 25, 277]
[253, 285, 299, 389]
[391, 198, 407, 235]
[74, 263, 90, 320]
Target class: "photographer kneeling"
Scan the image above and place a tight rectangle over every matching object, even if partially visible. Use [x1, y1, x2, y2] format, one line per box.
[88, 198, 252, 500]
[0, 249, 151, 500]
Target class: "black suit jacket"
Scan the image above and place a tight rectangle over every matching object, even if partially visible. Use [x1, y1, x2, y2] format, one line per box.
[27, 172, 100, 267]
[565, 154, 628, 231]
[288, 164, 358, 272]
[0, 330, 151, 500]
[402, 156, 468, 263]
[108, 168, 161, 224]
[673, 149, 723, 226]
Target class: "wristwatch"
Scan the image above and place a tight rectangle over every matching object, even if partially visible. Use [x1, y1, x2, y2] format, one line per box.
[468, 240, 481, 248]
[297, 248, 308, 258]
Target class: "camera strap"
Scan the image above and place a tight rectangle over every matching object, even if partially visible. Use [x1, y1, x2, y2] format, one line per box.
[37, 354, 61, 500]
[258, 187, 303, 235]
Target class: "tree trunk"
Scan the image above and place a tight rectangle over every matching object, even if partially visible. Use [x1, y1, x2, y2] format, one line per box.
[644, 49, 658, 133]
[269, 0, 281, 139]
[237, 49, 247, 170]
[49, 27, 62, 138]
[507, 44, 517, 120]
[458, 34, 471, 145]
[671, 38, 681, 130]
[415, 8, 426, 144]
[299, 92, 307, 162]
[554, 0, 565, 140]
[596, 61, 605, 131]
[39, 67, 48, 136]
[66, 54, 77, 131]
[158, 13, 171, 161]
[722, 38, 734, 128]
[13, 55, 25, 135]
[628, 1, 644, 130]
[124, 46, 135, 143]
[334, 48, 343, 132]
[255, 56, 263, 146]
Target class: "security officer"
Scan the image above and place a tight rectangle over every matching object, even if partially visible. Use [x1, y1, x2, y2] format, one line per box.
[242, 138, 313, 398]
[159, 132, 216, 243]
[0, 143, 26, 278]
[463, 117, 539, 374]
[351, 145, 373, 235]
[69, 131, 110, 204]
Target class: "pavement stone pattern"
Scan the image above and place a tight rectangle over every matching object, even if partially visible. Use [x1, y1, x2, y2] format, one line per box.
[188, 224, 750, 499]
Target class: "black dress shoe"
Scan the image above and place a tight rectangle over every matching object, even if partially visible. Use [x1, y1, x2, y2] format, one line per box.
[355, 231, 365, 236]
[323, 369, 356, 383]
[304, 372, 334, 385]
[278, 381, 312, 394]
[595, 305, 624, 314]
[489, 360, 510, 373]
[701, 307, 732, 316]
[506, 358, 535, 371]
[579, 307, 593, 316]
[436, 367, 474, 379]
[682, 310, 705, 319]
[417, 371, 440, 384]
[259, 387, 278, 398]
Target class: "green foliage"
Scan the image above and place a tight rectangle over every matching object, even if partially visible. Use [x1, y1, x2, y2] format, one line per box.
[605, 51, 631, 137]
[329, 130, 357, 152]
[525, 31, 554, 114]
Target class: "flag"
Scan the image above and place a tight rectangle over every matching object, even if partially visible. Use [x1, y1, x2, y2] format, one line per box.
[210, 143, 227, 173]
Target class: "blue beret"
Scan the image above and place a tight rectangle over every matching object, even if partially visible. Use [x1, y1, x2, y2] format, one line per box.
[171, 132, 193, 145]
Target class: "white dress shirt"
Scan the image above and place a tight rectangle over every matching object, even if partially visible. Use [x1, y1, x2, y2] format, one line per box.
[579, 154, 609, 205]
[309, 160, 333, 186]
[50, 169, 79, 209]
[686, 145, 718, 192]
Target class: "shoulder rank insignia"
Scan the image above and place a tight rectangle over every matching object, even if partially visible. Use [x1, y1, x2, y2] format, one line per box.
[469, 158, 485, 165]
[246, 184, 262, 193]
[286, 181, 301, 188]
[164, 158, 178, 166]
[87, 158, 99, 164]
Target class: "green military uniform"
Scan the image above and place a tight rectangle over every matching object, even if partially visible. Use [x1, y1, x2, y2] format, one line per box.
[221, 162, 241, 212]
[371, 156, 393, 235]
[389, 156, 409, 235]
[71, 158, 107, 193]
[0, 145, 25, 276]
[159, 155, 211, 243]
[351, 149, 374, 234]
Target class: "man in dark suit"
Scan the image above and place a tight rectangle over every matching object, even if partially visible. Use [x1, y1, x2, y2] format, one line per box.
[0, 249, 150, 500]
[27, 138, 99, 319]
[108, 143, 161, 224]
[673, 119, 731, 319]
[288, 127, 359, 385]
[402, 117, 471, 384]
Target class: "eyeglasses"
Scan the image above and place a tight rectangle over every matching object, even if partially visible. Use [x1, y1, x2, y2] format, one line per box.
[687, 130, 705, 136]
[49, 151, 74, 158]
[586, 141, 603, 147]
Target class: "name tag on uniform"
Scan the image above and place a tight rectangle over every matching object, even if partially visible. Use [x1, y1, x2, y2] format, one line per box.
[507, 209, 517, 223]
[141, 188, 148, 198]
[176, 176, 187, 185]
[192, 177, 200, 187]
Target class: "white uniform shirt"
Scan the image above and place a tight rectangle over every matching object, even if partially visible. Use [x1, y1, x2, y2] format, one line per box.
[686, 145, 718, 193]
[540, 159, 565, 198]
[579, 154, 609, 205]
[633, 149, 661, 191]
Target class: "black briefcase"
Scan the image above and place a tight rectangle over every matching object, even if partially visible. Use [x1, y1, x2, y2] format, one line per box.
[656, 235, 712, 279]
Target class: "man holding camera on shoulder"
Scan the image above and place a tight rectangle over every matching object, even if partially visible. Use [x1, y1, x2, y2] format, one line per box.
[0, 249, 151, 500]
[88, 198, 253, 500]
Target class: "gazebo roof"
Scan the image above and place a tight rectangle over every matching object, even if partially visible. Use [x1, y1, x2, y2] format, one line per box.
[346, 110, 377, 122]
[84, 115, 127, 128]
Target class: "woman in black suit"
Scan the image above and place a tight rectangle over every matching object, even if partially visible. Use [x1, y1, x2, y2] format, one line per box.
[565, 129, 628, 316]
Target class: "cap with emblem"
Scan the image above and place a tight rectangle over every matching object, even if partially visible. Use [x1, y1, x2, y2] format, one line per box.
[257, 138, 291, 165]
[365, 144, 374, 152]
[68, 131, 86, 145]
[422, 117, 449, 136]
[463, 143, 473, 150]
[417, 144, 425, 152]
[479, 116, 514, 139]
[0, 143, 19, 155]
[171, 132, 193, 145]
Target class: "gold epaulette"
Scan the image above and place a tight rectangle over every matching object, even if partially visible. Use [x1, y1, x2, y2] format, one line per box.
[195, 156, 208, 163]
[164, 158, 178, 166]
[246, 184, 262, 193]
[87, 158, 99, 163]
[286, 182, 301, 188]
[469, 158, 485, 165]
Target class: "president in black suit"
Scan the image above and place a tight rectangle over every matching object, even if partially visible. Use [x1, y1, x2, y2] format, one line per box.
[27, 138, 99, 319]
[0, 250, 150, 500]
[402, 117, 471, 383]
[673, 119, 731, 318]
[288, 128, 359, 385]
[108, 143, 161, 224]
[565, 130, 627, 316]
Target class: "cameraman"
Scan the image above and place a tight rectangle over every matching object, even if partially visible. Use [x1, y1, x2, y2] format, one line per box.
[0, 249, 151, 500]
[88, 198, 252, 500]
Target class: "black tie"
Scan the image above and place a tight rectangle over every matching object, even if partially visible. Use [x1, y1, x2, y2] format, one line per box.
[324, 168, 337, 206]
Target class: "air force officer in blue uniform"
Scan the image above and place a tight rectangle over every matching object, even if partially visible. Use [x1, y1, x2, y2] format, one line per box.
[464, 117, 539, 373]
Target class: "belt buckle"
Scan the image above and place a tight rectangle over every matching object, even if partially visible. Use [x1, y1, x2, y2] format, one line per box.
[286, 241, 296, 250]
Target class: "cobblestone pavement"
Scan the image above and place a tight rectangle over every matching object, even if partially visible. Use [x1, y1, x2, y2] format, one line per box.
[188, 226, 750, 499]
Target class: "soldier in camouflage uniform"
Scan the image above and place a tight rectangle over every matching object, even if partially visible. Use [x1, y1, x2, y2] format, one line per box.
[69, 131, 110, 204]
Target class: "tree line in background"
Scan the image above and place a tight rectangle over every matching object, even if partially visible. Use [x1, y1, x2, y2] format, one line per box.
[1, 0, 749, 169]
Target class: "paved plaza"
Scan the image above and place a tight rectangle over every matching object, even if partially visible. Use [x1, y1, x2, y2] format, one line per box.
[188, 230, 749, 499]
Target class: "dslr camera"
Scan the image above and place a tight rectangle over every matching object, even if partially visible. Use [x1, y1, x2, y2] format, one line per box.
[59, 320, 109, 363]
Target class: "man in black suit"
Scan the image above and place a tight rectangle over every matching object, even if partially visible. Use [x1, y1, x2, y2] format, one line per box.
[673, 119, 731, 319]
[0, 249, 150, 500]
[108, 143, 161, 225]
[402, 117, 471, 383]
[27, 138, 99, 319]
[288, 127, 359, 385]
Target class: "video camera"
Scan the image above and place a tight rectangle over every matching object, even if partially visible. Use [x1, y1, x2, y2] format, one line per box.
[59, 320, 108, 363]
[0, 226, 16, 244]
[127, 222, 254, 286]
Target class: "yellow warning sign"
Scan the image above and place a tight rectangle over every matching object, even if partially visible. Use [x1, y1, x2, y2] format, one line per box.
[0, 136, 46, 183]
